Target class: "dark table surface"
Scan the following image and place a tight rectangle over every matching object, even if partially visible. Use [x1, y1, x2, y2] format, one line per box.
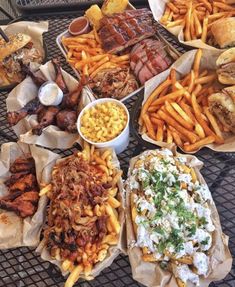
[0, 2, 234, 287]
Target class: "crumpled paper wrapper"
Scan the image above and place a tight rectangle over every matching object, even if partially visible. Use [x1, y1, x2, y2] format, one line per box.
[1, 21, 48, 63]
[0, 142, 60, 249]
[36, 148, 126, 279]
[125, 146, 232, 287]
[140, 49, 235, 153]
[7, 61, 95, 149]
[148, 0, 225, 51]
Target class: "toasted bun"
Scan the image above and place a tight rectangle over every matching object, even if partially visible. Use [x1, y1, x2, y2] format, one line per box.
[0, 33, 31, 61]
[216, 48, 235, 67]
[218, 73, 235, 85]
[209, 91, 235, 133]
[223, 85, 235, 102]
[211, 18, 235, 48]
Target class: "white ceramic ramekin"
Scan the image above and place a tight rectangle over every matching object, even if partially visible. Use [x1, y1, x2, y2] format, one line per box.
[77, 98, 130, 154]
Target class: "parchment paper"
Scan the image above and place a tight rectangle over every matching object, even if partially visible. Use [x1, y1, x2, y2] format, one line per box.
[125, 146, 232, 287]
[0, 142, 60, 249]
[148, 0, 225, 51]
[1, 21, 48, 62]
[36, 148, 126, 279]
[140, 49, 235, 153]
[6, 61, 96, 149]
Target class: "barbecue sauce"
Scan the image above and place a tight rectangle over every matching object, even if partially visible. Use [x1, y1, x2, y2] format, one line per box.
[69, 17, 90, 36]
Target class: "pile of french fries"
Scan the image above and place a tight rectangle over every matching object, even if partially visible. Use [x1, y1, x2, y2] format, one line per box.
[139, 49, 227, 152]
[40, 142, 123, 287]
[62, 29, 130, 79]
[160, 0, 235, 43]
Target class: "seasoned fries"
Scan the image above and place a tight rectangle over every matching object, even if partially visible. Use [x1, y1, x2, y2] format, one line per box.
[160, 0, 235, 45]
[62, 29, 130, 79]
[40, 143, 122, 286]
[139, 49, 226, 152]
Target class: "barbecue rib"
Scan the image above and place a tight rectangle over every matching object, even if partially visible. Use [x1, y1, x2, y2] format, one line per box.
[98, 8, 155, 53]
[0, 155, 40, 218]
[130, 38, 173, 85]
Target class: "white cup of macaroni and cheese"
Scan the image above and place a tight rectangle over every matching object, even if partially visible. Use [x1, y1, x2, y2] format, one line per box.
[77, 99, 130, 154]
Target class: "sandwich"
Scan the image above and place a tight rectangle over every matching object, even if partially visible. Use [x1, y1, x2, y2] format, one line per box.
[209, 85, 235, 133]
[211, 17, 235, 48]
[0, 33, 43, 86]
[216, 48, 235, 85]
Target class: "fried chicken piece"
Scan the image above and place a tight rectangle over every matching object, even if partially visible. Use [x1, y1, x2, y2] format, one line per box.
[10, 155, 35, 174]
[0, 191, 39, 218]
[9, 174, 37, 192]
[0, 190, 23, 201]
[32, 106, 60, 135]
[56, 110, 77, 133]
[4, 171, 31, 187]
[10, 156, 35, 173]
[52, 59, 68, 94]
[7, 98, 43, 126]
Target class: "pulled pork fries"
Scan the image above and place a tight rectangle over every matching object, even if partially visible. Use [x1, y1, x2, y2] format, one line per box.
[41, 146, 122, 284]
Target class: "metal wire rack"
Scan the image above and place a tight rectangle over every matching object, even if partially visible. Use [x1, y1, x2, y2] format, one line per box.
[0, 9, 234, 287]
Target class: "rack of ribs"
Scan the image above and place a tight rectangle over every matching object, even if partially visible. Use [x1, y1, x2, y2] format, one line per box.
[98, 8, 156, 53]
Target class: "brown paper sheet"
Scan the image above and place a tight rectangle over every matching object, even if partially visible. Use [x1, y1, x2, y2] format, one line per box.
[125, 146, 232, 287]
[36, 148, 126, 279]
[6, 61, 96, 149]
[140, 49, 235, 153]
[0, 142, 60, 249]
[1, 21, 48, 62]
[148, 0, 224, 51]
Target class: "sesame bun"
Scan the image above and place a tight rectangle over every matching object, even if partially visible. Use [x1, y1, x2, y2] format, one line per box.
[0, 33, 31, 61]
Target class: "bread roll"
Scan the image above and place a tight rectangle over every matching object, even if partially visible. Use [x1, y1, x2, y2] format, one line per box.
[211, 17, 235, 48]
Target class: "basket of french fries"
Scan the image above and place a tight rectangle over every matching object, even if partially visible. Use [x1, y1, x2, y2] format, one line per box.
[37, 142, 125, 287]
[56, 0, 181, 102]
[133, 48, 235, 153]
[125, 147, 232, 287]
[148, 0, 235, 50]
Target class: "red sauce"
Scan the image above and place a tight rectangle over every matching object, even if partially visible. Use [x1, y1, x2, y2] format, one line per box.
[69, 17, 89, 35]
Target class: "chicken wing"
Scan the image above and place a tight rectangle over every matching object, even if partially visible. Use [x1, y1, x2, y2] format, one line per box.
[10, 155, 35, 173]
[0, 191, 39, 218]
[9, 174, 38, 192]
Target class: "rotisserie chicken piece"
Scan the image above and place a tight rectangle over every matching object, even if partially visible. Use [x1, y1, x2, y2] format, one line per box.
[7, 98, 43, 126]
[56, 110, 77, 133]
[52, 58, 68, 94]
[32, 106, 60, 135]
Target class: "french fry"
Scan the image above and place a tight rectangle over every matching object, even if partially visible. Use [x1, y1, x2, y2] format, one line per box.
[65, 265, 83, 287]
[156, 122, 164, 142]
[39, 184, 52, 196]
[184, 2, 192, 41]
[184, 135, 215, 152]
[105, 203, 121, 234]
[166, 128, 173, 144]
[193, 49, 202, 78]
[158, 110, 198, 143]
[143, 114, 155, 139]
[203, 106, 223, 138]
[150, 89, 186, 107]
[169, 126, 183, 147]
[201, 17, 208, 42]
[165, 101, 194, 130]
[171, 102, 194, 125]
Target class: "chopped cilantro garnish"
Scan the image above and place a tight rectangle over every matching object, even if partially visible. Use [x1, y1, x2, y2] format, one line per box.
[154, 227, 165, 236]
[201, 236, 210, 245]
[199, 216, 208, 226]
[187, 224, 197, 237]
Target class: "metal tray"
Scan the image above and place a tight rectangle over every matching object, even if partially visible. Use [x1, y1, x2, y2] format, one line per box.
[56, 4, 181, 102]
[0, 9, 234, 287]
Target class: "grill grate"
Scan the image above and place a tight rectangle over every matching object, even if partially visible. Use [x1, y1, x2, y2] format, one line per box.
[15, 0, 147, 12]
[0, 11, 234, 287]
